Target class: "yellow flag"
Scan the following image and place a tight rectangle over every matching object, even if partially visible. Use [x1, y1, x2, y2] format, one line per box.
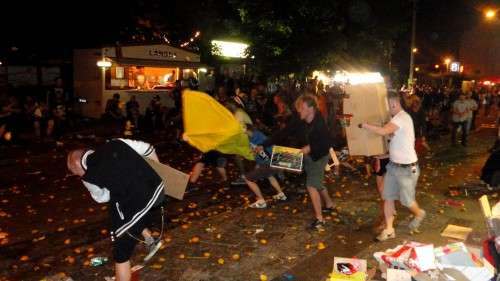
[182, 90, 254, 160]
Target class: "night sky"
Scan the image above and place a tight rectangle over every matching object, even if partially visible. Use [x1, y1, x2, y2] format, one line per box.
[0, 0, 496, 67]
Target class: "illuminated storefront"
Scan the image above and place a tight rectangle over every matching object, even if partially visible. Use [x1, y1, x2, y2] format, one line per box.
[74, 44, 207, 118]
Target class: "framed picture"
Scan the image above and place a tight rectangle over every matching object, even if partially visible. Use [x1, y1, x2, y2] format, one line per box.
[270, 145, 303, 172]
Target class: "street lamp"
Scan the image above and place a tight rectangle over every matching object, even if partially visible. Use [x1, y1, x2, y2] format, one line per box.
[444, 58, 451, 71]
[485, 9, 497, 20]
[97, 57, 111, 93]
[415, 67, 420, 72]
[97, 59, 112, 68]
[408, 0, 418, 86]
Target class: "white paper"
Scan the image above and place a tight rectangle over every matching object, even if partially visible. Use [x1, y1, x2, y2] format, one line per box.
[442, 265, 494, 281]
[414, 244, 436, 271]
[387, 269, 412, 281]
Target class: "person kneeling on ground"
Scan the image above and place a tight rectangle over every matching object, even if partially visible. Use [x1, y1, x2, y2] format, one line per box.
[67, 138, 164, 281]
[246, 124, 287, 208]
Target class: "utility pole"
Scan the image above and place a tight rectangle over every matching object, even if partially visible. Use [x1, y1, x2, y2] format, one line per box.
[408, 0, 417, 86]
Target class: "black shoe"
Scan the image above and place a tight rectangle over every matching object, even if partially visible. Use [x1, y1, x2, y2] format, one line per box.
[309, 219, 325, 230]
[322, 206, 335, 213]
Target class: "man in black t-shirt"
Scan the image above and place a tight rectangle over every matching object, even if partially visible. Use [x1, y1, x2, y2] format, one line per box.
[259, 95, 334, 230]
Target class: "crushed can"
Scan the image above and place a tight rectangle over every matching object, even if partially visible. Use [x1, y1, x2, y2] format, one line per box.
[90, 257, 108, 266]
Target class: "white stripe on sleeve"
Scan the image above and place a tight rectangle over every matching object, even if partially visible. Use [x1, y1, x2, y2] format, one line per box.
[82, 180, 110, 203]
[118, 138, 155, 157]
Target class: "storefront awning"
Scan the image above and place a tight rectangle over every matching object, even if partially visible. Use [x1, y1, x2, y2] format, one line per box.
[112, 58, 208, 69]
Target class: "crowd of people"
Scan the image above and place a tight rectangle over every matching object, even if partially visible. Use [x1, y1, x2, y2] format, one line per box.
[408, 84, 499, 149]
[2, 70, 498, 281]
[0, 78, 73, 145]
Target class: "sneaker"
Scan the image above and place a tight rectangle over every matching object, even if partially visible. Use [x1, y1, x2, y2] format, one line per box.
[309, 219, 326, 230]
[231, 177, 247, 186]
[144, 239, 162, 262]
[322, 206, 335, 213]
[272, 192, 287, 201]
[376, 228, 396, 241]
[409, 210, 426, 231]
[249, 200, 267, 209]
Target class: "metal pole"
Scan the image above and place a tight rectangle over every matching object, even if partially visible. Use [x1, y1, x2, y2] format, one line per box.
[101, 50, 106, 95]
[408, 0, 417, 86]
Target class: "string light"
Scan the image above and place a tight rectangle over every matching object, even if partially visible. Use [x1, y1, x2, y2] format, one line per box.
[180, 30, 201, 48]
[162, 34, 170, 44]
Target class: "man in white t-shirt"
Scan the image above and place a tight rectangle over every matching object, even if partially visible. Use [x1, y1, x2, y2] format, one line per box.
[465, 92, 478, 134]
[361, 91, 426, 241]
[451, 93, 469, 146]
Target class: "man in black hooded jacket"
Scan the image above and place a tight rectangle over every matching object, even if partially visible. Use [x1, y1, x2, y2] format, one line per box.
[67, 138, 164, 281]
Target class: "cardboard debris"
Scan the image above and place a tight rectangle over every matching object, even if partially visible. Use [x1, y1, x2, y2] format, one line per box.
[479, 195, 500, 236]
[434, 243, 495, 281]
[440, 224, 473, 241]
[144, 158, 189, 200]
[374, 242, 495, 281]
[329, 257, 367, 281]
[373, 242, 435, 272]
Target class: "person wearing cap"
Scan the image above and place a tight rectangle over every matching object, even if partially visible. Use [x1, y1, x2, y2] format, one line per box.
[360, 91, 426, 241]
[67, 138, 164, 281]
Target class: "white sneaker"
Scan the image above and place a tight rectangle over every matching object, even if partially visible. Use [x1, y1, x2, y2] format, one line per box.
[144, 240, 162, 262]
[272, 192, 287, 201]
[376, 229, 396, 241]
[249, 200, 267, 208]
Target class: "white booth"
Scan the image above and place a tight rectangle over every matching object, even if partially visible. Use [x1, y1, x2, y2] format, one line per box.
[74, 44, 208, 118]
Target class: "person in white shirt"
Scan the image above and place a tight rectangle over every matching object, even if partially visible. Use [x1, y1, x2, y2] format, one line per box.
[451, 93, 469, 146]
[465, 92, 478, 134]
[361, 91, 426, 241]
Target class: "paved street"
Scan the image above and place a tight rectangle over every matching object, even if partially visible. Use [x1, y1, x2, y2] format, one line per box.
[0, 113, 498, 281]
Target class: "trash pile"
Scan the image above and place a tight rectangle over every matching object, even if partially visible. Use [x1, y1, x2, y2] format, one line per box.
[329, 195, 500, 281]
[373, 241, 494, 281]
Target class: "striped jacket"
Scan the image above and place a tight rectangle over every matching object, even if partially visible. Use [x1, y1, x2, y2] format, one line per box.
[81, 138, 163, 241]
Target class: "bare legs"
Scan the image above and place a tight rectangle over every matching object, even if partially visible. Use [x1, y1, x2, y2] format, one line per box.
[115, 261, 131, 281]
[190, 163, 227, 184]
[307, 187, 334, 221]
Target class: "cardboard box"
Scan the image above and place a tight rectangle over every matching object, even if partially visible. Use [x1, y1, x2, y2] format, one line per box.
[144, 158, 189, 200]
[479, 195, 500, 236]
[343, 82, 390, 156]
[441, 224, 473, 241]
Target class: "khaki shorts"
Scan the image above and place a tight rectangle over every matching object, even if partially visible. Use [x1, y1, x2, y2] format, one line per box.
[383, 162, 420, 207]
[304, 155, 329, 190]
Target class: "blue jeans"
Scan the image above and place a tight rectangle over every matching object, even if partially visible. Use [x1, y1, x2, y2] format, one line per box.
[452, 121, 467, 145]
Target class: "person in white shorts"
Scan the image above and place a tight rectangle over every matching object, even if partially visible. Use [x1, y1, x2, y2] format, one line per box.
[361, 91, 426, 241]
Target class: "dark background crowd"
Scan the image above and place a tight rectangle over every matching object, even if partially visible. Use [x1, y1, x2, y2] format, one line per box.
[1, 70, 499, 157]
